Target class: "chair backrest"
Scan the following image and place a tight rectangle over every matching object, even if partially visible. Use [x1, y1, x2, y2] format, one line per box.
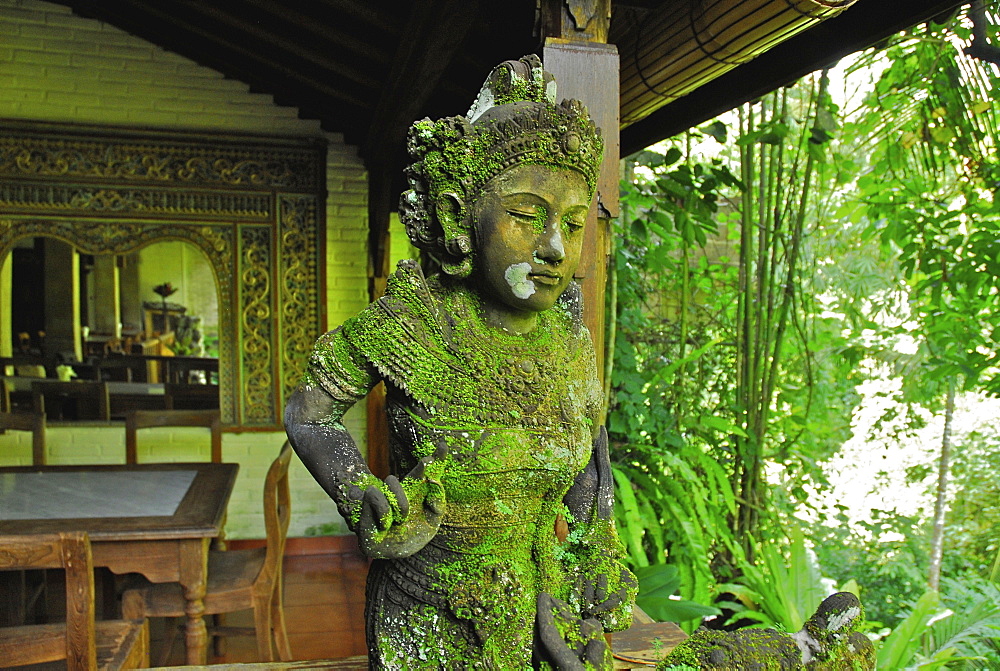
[0, 411, 47, 465]
[164, 383, 220, 410]
[0, 532, 97, 670]
[125, 409, 222, 463]
[31, 380, 110, 421]
[96, 354, 146, 383]
[259, 442, 293, 597]
[0, 378, 9, 412]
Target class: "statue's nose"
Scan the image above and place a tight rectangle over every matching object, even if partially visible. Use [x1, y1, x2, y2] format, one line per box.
[536, 223, 566, 263]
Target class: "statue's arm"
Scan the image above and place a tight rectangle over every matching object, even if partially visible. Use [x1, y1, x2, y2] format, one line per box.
[285, 376, 445, 560]
[284, 383, 375, 528]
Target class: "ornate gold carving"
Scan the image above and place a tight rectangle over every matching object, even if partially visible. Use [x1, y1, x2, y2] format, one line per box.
[1, 182, 272, 220]
[279, 196, 320, 401]
[240, 226, 275, 424]
[0, 128, 323, 191]
[0, 220, 231, 267]
[0, 122, 325, 427]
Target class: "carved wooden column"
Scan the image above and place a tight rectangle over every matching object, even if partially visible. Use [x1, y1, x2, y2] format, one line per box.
[542, 0, 619, 387]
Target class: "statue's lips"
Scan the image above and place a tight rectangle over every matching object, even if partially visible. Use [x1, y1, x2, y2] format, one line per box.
[529, 272, 561, 286]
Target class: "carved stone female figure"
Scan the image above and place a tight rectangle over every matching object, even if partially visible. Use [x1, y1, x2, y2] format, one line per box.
[285, 55, 635, 669]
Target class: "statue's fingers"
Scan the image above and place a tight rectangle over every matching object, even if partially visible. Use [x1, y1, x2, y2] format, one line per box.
[406, 458, 427, 481]
[589, 589, 623, 615]
[580, 618, 609, 666]
[384, 475, 408, 518]
[535, 593, 586, 671]
[582, 581, 596, 607]
[362, 484, 392, 530]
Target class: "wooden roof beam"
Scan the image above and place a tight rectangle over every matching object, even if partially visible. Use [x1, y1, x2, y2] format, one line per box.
[365, 0, 481, 287]
[314, 0, 401, 36]
[204, 0, 386, 88]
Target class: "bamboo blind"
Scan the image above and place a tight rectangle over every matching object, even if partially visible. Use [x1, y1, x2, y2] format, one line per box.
[619, 0, 858, 127]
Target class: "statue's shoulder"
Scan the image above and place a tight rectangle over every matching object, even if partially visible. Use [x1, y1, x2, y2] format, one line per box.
[381, 259, 443, 316]
[342, 258, 448, 358]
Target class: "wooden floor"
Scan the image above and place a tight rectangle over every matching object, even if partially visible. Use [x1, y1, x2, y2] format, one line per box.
[148, 551, 370, 667]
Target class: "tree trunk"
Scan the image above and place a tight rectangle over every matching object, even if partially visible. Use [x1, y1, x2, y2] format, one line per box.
[928, 381, 956, 591]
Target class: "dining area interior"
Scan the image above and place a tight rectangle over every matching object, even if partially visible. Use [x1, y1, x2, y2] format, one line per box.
[0, 431, 387, 669]
[2, 235, 220, 423]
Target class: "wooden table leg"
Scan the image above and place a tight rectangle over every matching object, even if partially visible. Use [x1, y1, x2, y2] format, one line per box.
[178, 537, 210, 665]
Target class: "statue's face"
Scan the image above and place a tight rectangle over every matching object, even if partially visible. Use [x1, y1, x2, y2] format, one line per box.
[473, 164, 590, 322]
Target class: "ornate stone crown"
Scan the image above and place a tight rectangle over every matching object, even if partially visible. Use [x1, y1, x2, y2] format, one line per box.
[400, 54, 603, 277]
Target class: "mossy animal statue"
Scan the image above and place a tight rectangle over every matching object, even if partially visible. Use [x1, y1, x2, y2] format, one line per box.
[657, 591, 876, 670]
[285, 54, 636, 669]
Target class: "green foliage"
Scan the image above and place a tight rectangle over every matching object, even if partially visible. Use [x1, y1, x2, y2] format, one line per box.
[811, 510, 931, 627]
[934, 576, 1000, 668]
[633, 563, 722, 624]
[877, 590, 951, 669]
[609, 9, 1000, 664]
[721, 523, 829, 632]
[610, 445, 736, 633]
[845, 9, 1000, 396]
[876, 578, 1000, 670]
[945, 426, 1000, 577]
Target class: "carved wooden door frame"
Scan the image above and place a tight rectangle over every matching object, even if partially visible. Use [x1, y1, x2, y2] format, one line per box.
[0, 120, 326, 428]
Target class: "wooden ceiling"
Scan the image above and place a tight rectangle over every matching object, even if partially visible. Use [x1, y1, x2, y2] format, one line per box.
[51, 0, 964, 167]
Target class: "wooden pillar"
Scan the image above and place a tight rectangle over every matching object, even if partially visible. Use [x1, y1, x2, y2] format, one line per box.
[542, 0, 619, 387]
[366, 166, 392, 480]
[119, 253, 141, 334]
[92, 254, 121, 338]
[0, 252, 11, 357]
[43, 238, 81, 359]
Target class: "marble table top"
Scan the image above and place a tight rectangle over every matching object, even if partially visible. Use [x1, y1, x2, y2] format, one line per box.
[0, 469, 196, 520]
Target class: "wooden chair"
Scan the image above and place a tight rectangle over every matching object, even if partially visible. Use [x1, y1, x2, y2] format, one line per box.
[125, 409, 222, 464]
[0, 410, 47, 465]
[123, 441, 293, 662]
[32, 380, 111, 421]
[97, 355, 146, 383]
[0, 532, 149, 670]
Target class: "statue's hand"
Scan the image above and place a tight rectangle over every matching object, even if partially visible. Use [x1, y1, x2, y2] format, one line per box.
[357, 442, 447, 559]
[533, 592, 612, 670]
[578, 566, 637, 621]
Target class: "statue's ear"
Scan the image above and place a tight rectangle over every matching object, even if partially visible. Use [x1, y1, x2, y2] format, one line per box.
[435, 191, 465, 229]
[435, 191, 473, 277]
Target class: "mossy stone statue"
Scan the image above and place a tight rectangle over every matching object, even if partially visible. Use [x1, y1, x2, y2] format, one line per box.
[286, 54, 636, 669]
[285, 54, 876, 670]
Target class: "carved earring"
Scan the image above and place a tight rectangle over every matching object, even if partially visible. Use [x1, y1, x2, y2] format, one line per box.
[436, 192, 473, 277]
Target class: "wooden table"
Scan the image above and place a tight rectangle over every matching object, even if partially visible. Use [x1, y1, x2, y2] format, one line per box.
[0, 462, 239, 665]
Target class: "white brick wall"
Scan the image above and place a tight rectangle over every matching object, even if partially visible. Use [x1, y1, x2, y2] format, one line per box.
[0, 0, 374, 538]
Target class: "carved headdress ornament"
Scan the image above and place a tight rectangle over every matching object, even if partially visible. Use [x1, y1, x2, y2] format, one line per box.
[400, 54, 603, 277]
